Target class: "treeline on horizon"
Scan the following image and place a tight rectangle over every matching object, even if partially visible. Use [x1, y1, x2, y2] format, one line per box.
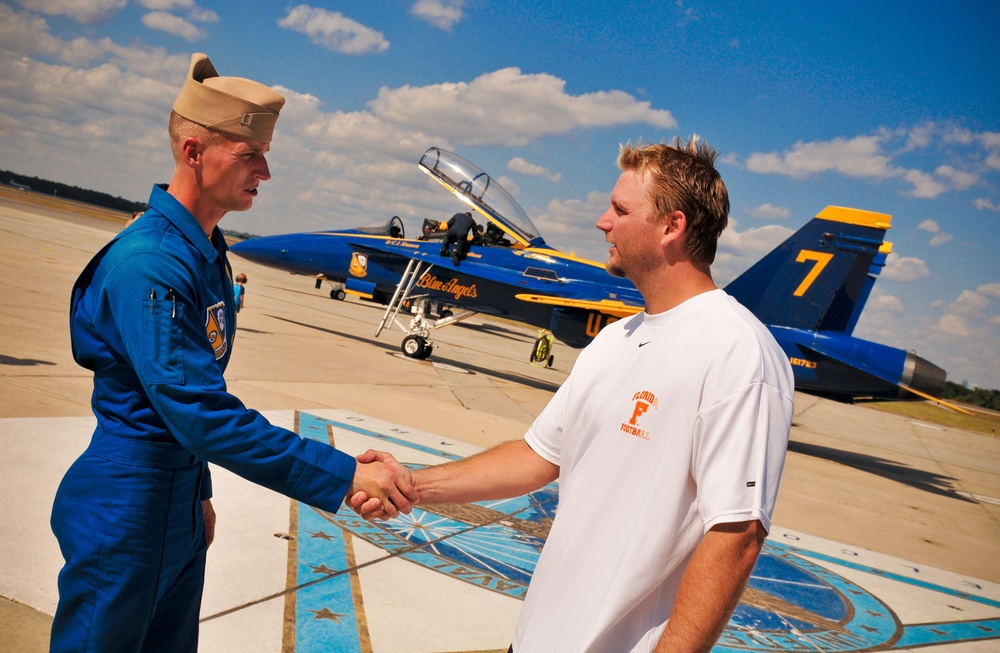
[2, 169, 258, 241]
[2, 169, 146, 214]
[941, 382, 1000, 411]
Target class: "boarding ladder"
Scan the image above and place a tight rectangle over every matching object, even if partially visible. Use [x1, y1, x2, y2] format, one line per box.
[375, 258, 431, 338]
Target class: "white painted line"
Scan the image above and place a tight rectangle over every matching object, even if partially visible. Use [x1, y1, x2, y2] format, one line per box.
[956, 491, 1000, 506]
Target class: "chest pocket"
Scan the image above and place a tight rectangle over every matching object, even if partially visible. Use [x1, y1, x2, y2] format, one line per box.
[141, 298, 185, 385]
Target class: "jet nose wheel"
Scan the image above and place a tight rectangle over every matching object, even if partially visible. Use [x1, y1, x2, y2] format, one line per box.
[402, 334, 433, 359]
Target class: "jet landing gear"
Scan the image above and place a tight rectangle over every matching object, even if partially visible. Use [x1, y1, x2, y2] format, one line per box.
[402, 334, 433, 360]
[315, 278, 347, 301]
[374, 260, 476, 361]
[530, 330, 555, 368]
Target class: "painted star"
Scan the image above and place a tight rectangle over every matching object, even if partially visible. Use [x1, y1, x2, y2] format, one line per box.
[309, 530, 335, 541]
[309, 607, 346, 623]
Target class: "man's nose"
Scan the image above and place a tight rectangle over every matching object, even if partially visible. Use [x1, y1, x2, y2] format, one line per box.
[256, 157, 271, 181]
[595, 209, 612, 232]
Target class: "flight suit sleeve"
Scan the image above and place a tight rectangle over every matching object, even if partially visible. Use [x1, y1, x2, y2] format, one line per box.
[100, 251, 355, 513]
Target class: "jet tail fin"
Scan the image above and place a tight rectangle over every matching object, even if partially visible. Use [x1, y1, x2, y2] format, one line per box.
[725, 206, 891, 334]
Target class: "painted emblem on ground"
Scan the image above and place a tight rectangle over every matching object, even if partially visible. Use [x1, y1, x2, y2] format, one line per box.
[289, 411, 1000, 652]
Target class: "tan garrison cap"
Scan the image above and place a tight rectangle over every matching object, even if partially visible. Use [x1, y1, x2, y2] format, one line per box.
[172, 53, 285, 143]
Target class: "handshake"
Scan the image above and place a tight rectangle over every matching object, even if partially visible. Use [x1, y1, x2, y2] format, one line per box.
[347, 449, 418, 520]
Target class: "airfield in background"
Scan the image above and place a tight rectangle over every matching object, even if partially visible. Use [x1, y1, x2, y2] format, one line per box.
[1, 185, 999, 652]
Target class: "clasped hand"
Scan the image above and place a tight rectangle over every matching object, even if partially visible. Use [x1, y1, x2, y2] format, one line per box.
[348, 449, 418, 520]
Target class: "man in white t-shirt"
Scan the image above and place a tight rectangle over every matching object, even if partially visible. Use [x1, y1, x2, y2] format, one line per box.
[356, 138, 794, 652]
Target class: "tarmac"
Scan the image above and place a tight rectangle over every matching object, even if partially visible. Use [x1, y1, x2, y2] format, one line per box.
[2, 185, 999, 652]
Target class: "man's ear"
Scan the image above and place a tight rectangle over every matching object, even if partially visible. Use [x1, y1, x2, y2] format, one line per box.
[180, 137, 202, 168]
[661, 210, 687, 246]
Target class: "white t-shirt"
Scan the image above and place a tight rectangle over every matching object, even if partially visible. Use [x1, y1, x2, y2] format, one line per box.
[514, 289, 794, 652]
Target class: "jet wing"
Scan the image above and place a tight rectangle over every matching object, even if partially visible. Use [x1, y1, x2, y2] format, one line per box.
[514, 294, 643, 318]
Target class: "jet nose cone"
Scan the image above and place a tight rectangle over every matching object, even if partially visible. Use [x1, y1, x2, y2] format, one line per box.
[229, 236, 289, 266]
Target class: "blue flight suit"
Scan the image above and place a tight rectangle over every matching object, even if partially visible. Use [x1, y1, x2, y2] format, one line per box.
[51, 184, 356, 652]
[440, 212, 475, 262]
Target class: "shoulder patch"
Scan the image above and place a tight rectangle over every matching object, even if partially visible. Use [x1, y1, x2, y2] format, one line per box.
[205, 301, 228, 360]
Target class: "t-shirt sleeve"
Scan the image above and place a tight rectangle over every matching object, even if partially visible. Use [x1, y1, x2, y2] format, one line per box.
[691, 381, 792, 534]
[524, 374, 575, 466]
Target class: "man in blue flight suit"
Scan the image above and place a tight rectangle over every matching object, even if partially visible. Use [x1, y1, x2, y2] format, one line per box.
[439, 210, 476, 265]
[49, 53, 418, 653]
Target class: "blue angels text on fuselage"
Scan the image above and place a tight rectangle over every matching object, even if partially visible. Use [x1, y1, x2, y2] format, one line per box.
[231, 147, 950, 406]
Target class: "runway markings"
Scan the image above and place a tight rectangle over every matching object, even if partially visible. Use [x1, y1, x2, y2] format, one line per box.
[285, 410, 1000, 652]
[956, 491, 1000, 506]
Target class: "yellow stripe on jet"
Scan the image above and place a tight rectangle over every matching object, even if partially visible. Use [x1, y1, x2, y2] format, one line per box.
[897, 383, 974, 415]
[515, 294, 643, 318]
[816, 206, 892, 230]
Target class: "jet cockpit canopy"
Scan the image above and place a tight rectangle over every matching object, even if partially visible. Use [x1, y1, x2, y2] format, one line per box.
[418, 147, 545, 249]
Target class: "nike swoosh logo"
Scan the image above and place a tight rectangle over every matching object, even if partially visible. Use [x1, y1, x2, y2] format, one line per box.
[638, 341, 651, 347]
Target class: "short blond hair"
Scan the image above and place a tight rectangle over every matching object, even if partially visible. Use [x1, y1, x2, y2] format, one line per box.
[618, 136, 729, 264]
[167, 111, 222, 165]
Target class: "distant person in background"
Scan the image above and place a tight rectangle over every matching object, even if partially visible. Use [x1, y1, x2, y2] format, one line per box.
[126, 209, 144, 228]
[50, 52, 417, 653]
[233, 272, 247, 313]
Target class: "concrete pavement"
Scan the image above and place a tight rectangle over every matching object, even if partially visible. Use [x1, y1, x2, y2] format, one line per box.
[2, 187, 999, 651]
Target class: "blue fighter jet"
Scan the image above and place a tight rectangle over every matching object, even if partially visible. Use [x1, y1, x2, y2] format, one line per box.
[231, 147, 951, 406]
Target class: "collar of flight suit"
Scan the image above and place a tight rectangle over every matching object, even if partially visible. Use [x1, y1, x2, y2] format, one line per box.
[148, 183, 229, 263]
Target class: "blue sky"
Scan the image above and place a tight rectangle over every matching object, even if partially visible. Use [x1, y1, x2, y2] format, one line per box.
[1, 0, 998, 390]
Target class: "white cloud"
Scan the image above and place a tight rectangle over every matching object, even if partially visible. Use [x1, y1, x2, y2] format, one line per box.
[532, 191, 608, 260]
[0, 5, 80, 61]
[714, 222, 795, 285]
[948, 289, 991, 318]
[368, 67, 676, 146]
[746, 135, 896, 180]
[902, 123, 935, 151]
[142, 11, 205, 40]
[745, 124, 998, 199]
[978, 283, 1000, 298]
[881, 252, 930, 282]
[494, 175, 521, 198]
[278, 5, 389, 55]
[935, 313, 972, 338]
[139, 1, 218, 23]
[508, 157, 561, 183]
[974, 198, 1000, 212]
[935, 164, 978, 190]
[11, 0, 126, 24]
[917, 218, 952, 246]
[748, 203, 790, 220]
[139, 0, 189, 9]
[411, 0, 464, 30]
[868, 292, 905, 313]
[902, 168, 949, 198]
